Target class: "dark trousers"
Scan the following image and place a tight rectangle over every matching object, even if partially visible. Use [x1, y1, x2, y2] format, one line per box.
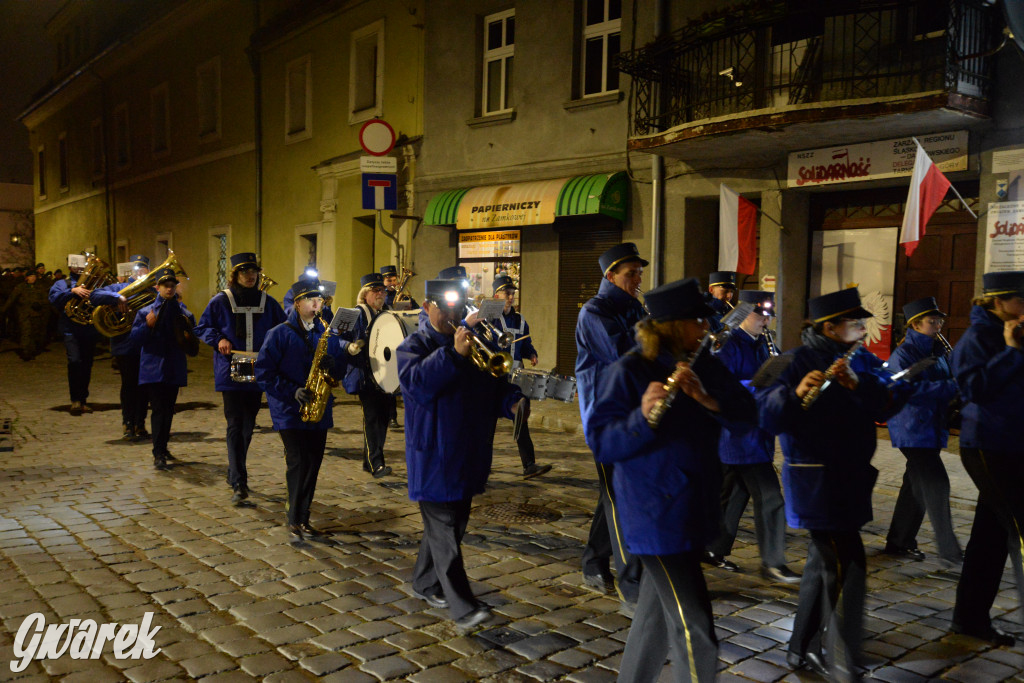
[117, 353, 147, 427]
[887, 447, 962, 562]
[515, 416, 536, 469]
[148, 383, 179, 458]
[580, 462, 642, 603]
[790, 529, 866, 679]
[64, 330, 96, 403]
[224, 390, 262, 488]
[279, 428, 327, 525]
[412, 499, 478, 620]
[709, 462, 788, 568]
[953, 448, 1024, 632]
[387, 394, 398, 423]
[618, 552, 718, 683]
[359, 389, 391, 471]
[17, 314, 45, 358]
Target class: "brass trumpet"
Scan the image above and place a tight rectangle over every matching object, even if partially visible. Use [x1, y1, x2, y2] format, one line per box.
[479, 319, 515, 348]
[258, 272, 277, 292]
[448, 321, 512, 377]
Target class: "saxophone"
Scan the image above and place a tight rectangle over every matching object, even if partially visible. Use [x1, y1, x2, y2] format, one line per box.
[300, 313, 340, 422]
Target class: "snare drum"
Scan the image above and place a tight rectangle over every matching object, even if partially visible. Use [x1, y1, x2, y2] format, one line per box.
[229, 353, 257, 383]
[510, 368, 550, 400]
[545, 374, 578, 402]
[367, 311, 421, 394]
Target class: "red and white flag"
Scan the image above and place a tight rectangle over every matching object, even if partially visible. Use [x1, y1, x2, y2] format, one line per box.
[900, 142, 951, 257]
[719, 184, 757, 274]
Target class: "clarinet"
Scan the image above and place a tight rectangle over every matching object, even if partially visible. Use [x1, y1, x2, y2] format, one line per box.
[801, 339, 864, 410]
[763, 328, 780, 357]
[646, 330, 720, 429]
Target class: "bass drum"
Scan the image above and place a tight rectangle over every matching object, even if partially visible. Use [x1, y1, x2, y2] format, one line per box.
[367, 311, 421, 394]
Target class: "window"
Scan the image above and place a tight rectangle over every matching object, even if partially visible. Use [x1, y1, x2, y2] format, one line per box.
[58, 132, 69, 192]
[286, 55, 312, 141]
[301, 233, 318, 269]
[350, 20, 384, 123]
[582, 0, 621, 96]
[151, 82, 170, 157]
[197, 57, 221, 140]
[90, 118, 104, 179]
[37, 146, 46, 198]
[483, 10, 515, 114]
[154, 233, 172, 262]
[113, 102, 130, 169]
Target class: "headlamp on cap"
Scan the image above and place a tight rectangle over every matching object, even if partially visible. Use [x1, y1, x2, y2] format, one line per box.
[305, 268, 318, 279]
[444, 290, 460, 304]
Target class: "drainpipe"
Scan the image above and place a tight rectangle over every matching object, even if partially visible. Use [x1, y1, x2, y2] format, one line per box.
[250, 1, 263, 256]
[649, 0, 666, 287]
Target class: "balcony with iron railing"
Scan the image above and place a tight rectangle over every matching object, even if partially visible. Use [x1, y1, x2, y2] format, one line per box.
[617, 0, 998, 160]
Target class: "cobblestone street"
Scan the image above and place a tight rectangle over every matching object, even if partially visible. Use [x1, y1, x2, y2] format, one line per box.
[0, 342, 1021, 682]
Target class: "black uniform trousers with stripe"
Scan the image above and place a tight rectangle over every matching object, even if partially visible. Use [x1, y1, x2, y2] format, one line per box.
[412, 498, 479, 620]
[617, 551, 718, 683]
[580, 462, 642, 603]
[953, 448, 1024, 633]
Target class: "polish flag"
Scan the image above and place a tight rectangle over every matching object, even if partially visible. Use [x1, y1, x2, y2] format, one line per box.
[900, 142, 951, 257]
[719, 184, 757, 275]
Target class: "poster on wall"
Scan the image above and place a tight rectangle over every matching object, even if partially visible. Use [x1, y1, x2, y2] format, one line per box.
[461, 261, 520, 304]
[811, 227, 898, 360]
[984, 201, 1024, 272]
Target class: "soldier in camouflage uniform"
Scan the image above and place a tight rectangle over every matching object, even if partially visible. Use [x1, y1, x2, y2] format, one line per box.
[1, 270, 50, 360]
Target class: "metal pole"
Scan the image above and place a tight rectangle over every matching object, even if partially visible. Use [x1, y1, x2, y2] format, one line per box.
[649, 0, 666, 287]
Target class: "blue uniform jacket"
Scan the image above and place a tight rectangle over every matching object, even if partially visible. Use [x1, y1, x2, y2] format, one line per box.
[255, 310, 346, 431]
[588, 348, 757, 555]
[884, 328, 958, 449]
[756, 330, 910, 530]
[195, 290, 286, 392]
[90, 281, 140, 355]
[715, 329, 775, 464]
[342, 304, 389, 394]
[49, 275, 99, 339]
[705, 294, 731, 334]
[953, 305, 1024, 451]
[398, 316, 523, 503]
[575, 279, 647, 444]
[491, 308, 537, 363]
[130, 297, 197, 386]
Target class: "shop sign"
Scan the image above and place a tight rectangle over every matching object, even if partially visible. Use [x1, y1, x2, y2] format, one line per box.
[788, 130, 968, 188]
[458, 230, 521, 259]
[456, 179, 565, 230]
[984, 200, 1024, 271]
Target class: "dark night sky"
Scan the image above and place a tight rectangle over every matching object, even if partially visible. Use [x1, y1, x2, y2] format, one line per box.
[0, 0, 62, 185]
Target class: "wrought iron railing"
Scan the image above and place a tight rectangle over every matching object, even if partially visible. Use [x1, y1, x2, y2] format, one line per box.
[618, 0, 997, 137]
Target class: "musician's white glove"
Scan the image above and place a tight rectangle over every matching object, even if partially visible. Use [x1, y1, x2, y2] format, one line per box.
[346, 340, 365, 356]
[295, 388, 314, 406]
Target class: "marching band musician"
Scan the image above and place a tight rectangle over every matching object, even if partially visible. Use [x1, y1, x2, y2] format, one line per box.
[586, 277, 757, 683]
[255, 278, 347, 543]
[49, 254, 100, 415]
[706, 290, 800, 583]
[130, 268, 197, 471]
[757, 288, 912, 681]
[397, 276, 525, 634]
[195, 253, 287, 506]
[382, 264, 418, 309]
[883, 297, 963, 565]
[575, 242, 647, 611]
[704, 271, 737, 333]
[342, 272, 394, 479]
[949, 271, 1024, 646]
[490, 274, 551, 479]
[90, 254, 151, 439]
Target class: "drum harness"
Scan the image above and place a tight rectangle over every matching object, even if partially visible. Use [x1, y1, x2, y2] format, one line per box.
[223, 288, 267, 352]
[497, 310, 526, 370]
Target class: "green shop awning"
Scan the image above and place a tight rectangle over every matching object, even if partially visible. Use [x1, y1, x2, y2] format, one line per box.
[423, 171, 628, 229]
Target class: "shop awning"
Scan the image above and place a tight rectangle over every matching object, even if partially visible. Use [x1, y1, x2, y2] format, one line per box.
[424, 171, 628, 229]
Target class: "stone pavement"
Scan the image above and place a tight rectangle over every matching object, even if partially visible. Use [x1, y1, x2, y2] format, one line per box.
[0, 341, 1021, 682]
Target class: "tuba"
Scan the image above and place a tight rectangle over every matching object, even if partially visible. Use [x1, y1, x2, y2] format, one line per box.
[92, 251, 188, 337]
[300, 312, 339, 422]
[394, 266, 415, 302]
[258, 272, 277, 292]
[65, 255, 116, 325]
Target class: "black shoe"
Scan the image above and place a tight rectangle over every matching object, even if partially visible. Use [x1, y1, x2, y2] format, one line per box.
[153, 457, 169, 471]
[413, 590, 449, 609]
[884, 544, 925, 561]
[703, 551, 741, 572]
[523, 463, 552, 479]
[761, 565, 801, 584]
[231, 486, 249, 505]
[163, 451, 176, 460]
[134, 425, 150, 439]
[389, 419, 402, 430]
[122, 424, 134, 440]
[70, 401, 83, 416]
[80, 403, 93, 414]
[287, 524, 304, 543]
[787, 651, 829, 677]
[454, 606, 492, 634]
[582, 571, 616, 594]
[950, 623, 1016, 646]
[299, 523, 328, 537]
[371, 464, 392, 479]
